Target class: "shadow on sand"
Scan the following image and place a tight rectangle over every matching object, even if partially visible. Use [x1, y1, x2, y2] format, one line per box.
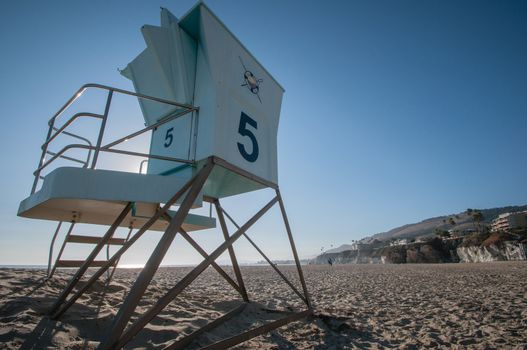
[16, 299, 114, 350]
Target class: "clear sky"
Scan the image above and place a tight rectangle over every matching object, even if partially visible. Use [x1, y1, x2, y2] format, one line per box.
[1, 0, 526, 266]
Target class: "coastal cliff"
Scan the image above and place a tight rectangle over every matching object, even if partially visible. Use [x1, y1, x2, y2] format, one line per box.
[312, 237, 527, 265]
[314, 204, 527, 265]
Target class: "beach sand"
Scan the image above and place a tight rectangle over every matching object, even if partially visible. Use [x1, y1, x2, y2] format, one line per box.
[1, 262, 526, 349]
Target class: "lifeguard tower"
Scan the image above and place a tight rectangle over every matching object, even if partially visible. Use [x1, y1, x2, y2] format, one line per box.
[18, 3, 312, 349]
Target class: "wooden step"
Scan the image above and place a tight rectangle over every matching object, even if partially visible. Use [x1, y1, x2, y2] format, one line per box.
[66, 235, 126, 245]
[55, 260, 114, 268]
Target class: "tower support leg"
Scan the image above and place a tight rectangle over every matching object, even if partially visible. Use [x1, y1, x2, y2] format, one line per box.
[276, 189, 312, 309]
[99, 160, 214, 349]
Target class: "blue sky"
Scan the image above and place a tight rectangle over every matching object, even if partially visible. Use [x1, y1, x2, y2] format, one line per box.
[1, 0, 526, 265]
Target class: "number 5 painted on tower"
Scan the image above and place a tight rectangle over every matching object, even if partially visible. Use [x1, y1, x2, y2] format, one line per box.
[164, 127, 174, 148]
[237, 112, 259, 163]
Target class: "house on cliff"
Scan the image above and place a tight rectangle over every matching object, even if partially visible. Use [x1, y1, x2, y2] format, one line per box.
[491, 211, 527, 232]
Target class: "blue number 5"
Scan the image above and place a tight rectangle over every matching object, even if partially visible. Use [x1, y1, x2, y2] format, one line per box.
[237, 112, 259, 163]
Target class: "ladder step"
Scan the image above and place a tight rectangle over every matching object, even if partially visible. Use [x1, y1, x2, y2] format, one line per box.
[55, 260, 114, 268]
[66, 235, 126, 245]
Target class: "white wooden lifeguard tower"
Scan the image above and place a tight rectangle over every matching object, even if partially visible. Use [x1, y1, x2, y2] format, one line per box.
[18, 3, 312, 349]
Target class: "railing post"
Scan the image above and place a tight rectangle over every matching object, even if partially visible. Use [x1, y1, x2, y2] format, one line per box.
[48, 221, 76, 279]
[47, 221, 63, 277]
[139, 160, 148, 174]
[31, 120, 55, 194]
[91, 90, 113, 169]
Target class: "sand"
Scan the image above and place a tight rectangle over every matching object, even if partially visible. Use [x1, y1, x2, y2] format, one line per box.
[0, 262, 526, 349]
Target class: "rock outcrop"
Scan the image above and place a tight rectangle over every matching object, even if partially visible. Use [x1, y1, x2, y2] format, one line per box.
[457, 242, 527, 263]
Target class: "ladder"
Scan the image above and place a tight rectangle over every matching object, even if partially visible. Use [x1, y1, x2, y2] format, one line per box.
[47, 221, 133, 282]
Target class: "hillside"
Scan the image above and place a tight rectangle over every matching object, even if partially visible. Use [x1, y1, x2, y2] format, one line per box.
[325, 204, 527, 254]
[324, 244, 354, 254]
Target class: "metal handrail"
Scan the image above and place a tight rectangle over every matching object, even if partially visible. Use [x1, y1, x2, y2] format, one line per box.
[31, 83, 198, 194]
[46, 150, 88, 166]
[44, 112, 103, 148]
[53, 127, 93, 148]
[34, 144, 194, 176]
[103, 108, 194, 150]
[49, 83, 195, 126]
[52, 127, 93, 167]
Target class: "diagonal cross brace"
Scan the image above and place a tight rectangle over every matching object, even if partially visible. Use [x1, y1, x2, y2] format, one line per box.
[178, 228, 242, 295]
[214, 200, 249, 302]
[200, 309, 312, 350]
[164, 303, 247, 350]
[220, 207, 308, 305]
[112, 196, 279, 349]
[161, 212, 242, 295]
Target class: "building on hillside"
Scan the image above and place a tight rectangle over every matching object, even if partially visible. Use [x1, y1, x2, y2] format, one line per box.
[350, 242, 371, 250]
[491, 211, 527, 232]
[447, 229, 457, 236]
[350, 239, 385, 250]
[389, 238, 409, 246]
[349, 242, 360, 250]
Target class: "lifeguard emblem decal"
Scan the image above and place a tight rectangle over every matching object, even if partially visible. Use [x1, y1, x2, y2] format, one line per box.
[239, 57, 263, 103]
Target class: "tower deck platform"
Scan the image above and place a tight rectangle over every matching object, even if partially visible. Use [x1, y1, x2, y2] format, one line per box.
[18, 167, 215, 232]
